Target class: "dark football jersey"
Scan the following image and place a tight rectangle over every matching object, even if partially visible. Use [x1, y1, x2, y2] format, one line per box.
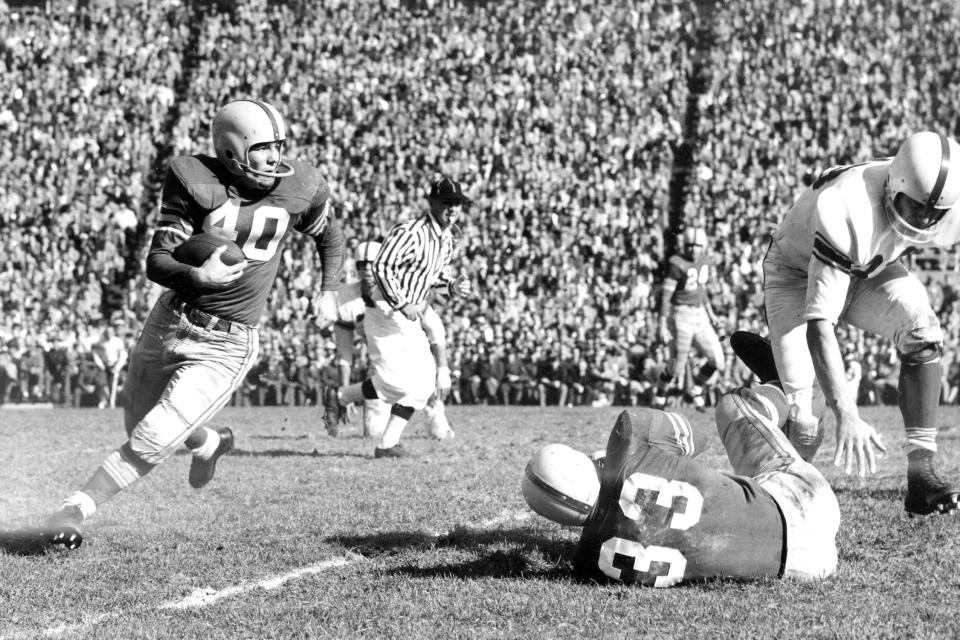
[666, 254, 711, 307]
[152, 155, 334, 326]
[577, 412, 785, 586]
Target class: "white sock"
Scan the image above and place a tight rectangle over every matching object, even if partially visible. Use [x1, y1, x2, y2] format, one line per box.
[377, 416, 409, 449]
[192, 429, 221, 460]
[64, 491, 97, 520]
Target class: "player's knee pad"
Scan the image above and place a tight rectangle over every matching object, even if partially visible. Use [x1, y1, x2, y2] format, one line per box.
[897, 309, 943, 364]
[390, 403, 415, 421]
[899, 341, 942, 366]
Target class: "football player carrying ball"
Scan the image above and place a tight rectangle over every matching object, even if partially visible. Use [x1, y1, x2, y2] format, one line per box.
[42, 99, 345, 549]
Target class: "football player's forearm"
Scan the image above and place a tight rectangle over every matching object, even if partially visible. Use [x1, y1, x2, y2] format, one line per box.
[807, 319, 858, 416]
[316, 218, 345, 291]
[146, 250, 196, 291]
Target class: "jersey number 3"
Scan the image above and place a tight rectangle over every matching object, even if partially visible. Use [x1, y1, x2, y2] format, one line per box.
[597, 472, 704, 587]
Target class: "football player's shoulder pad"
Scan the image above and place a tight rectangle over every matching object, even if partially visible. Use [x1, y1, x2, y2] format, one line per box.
[274, 159, 330, 204]
[169, 154, 232, 210]
[813, 186, 857, 259]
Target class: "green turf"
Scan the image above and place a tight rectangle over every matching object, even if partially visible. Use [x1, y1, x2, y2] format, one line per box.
[1, 404, 958, 639]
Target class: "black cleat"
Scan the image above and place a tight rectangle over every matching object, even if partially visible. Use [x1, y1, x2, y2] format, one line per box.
[189, 427, 234, 489]
[905, 449, 959, 515]
[729, 331, 780, 385]
[43, 504, 84, 550]
[374, 444, 414, 459]
[323, 387, 342, 437]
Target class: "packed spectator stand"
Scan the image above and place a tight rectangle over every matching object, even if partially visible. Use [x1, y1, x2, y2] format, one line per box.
[2, 0, 960, 410]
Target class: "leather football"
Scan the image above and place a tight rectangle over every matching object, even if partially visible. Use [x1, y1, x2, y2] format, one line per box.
[172, 232, 245, 266]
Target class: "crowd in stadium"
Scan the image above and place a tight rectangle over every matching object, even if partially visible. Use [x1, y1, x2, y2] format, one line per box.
[3, 0, 960, 410]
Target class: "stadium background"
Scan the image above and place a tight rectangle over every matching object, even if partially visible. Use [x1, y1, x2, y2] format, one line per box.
[3, 0, 960, 411]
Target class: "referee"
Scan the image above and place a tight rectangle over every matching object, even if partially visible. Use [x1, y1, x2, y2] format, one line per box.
[328, 175, 473, 458]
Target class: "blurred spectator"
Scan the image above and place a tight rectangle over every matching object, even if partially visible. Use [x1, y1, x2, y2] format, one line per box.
[2, 0, 960, 409]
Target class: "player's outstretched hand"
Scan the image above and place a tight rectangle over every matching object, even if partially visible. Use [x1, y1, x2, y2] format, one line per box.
[834, 412, 887, 477]
[190, 246, 248, 289]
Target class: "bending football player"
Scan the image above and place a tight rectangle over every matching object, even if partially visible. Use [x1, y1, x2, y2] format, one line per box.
[522, 384, 839, 586]
[763, 131, 959, 515]
[41, 99, 344, 550]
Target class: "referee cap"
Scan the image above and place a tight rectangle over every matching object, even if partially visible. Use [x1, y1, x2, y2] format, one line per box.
[428, 175, 473, 206]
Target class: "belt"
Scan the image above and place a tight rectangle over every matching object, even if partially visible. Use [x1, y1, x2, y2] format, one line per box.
[171, 295, 236, 333]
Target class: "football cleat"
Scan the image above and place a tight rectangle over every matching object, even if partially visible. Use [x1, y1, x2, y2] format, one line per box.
[189, 427, 234, 489]
[729, 331, 780, 385]
[43, 504, 84, 550]
[323, 387, 342, 437]
[905, 449, 960, 515]
[374, 444, 414, 459]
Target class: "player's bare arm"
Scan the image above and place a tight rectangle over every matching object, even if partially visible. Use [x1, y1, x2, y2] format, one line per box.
[807, 319, 886, 476]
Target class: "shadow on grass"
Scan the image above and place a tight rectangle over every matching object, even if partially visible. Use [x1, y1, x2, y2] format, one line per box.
[832, 486, 903, 501]
[330, 527, 579, 580]
[0, 528, 54, 557]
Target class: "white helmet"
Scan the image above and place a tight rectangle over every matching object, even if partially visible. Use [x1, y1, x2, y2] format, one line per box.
[212, 100, 295, 184]
[355, 240, 382, 264]
[681, 226, 707, 258]
[521, 444, 600, 526]
[885, 131, 960, 241]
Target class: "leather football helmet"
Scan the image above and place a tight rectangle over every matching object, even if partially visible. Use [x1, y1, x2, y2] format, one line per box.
[212, 100, 295, 184]
[885, 131, 960, 241]
[355, 240, 382, 265]
[521, 443, 600, 526]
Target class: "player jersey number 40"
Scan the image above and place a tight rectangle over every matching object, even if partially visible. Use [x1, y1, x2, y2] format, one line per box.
[206, 199, 290, 262]
[597, 471, 704, 587]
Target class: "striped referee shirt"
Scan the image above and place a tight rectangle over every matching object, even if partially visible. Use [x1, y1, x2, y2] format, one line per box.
[374, 214, 456, 309]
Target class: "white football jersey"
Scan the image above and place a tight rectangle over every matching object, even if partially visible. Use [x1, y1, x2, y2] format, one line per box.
[769, 160, 933, 322]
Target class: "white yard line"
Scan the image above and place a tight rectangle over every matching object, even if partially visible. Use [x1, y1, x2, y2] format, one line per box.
[477, 509, 532, 529]
[2, 554, 362, 640]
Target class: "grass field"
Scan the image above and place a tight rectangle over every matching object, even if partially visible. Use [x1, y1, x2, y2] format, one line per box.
[1, 403, 958, 640]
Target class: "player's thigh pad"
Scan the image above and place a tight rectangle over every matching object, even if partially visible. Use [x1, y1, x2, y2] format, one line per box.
[124, 298, 180, 433]
[756, 461, 839, 580]
[129, 320, 260, 465]
[842, 264, 943, 356]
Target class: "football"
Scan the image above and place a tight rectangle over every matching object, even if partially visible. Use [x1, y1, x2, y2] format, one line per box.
[172, 232, 245, 267]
